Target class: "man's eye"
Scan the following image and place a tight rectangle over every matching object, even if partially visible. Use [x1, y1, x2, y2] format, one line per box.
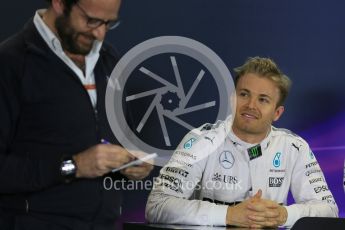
[259, 98, 269, 103]
[88, 18, 102, 26]
[239, 92, 248, 97]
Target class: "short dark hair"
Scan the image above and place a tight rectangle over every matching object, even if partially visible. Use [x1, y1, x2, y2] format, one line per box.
[45, 0, 79, 13]
[234, 57, 292, 107]
[45, 0, 78, 4]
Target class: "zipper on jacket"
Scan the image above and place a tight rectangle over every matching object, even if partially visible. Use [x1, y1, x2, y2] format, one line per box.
[94, 108, 100, 138]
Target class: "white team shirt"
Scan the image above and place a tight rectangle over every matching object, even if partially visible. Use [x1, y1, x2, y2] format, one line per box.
[146, 117, 338, 227]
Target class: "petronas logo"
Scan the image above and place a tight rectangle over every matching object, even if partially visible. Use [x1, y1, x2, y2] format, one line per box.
[183, 138, 196, 150]
[248, 144, 262, 160]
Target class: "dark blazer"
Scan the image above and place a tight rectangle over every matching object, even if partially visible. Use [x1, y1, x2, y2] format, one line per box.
[0, 19, 127, 229]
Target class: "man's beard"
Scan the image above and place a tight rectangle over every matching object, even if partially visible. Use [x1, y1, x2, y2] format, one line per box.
[55, 14, 95, 55]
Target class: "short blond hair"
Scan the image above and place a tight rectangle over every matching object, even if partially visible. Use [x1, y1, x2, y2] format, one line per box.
[234, 57, 291, 107]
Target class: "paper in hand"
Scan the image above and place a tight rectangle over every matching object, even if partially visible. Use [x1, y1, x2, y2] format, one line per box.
[111, 153, 157, 173]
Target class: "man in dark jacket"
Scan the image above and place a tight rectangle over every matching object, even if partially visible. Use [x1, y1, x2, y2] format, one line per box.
[0, 0, 153, 229]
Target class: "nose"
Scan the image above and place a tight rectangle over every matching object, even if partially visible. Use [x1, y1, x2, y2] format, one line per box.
[91, 24, 107, 41]
[246, 96, 256, 109]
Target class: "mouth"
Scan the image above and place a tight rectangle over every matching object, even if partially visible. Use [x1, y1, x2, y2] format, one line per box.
[241, 112, 258, 120]
[79, 34, 95, 46]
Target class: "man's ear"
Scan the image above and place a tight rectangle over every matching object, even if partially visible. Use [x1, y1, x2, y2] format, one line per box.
[273, 105, 284, 122]
[51, 0, 65, 15]
[230, 91, 237, 115]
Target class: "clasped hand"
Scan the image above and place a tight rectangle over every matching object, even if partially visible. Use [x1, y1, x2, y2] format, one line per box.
[226, 189, 287, 228]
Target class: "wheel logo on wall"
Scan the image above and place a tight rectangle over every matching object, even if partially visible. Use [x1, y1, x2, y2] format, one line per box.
[105, 36, 235, 166]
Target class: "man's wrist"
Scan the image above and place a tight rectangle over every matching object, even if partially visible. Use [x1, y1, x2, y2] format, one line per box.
[278, 206, 288, 226]
[226, 206, 235, 225]
[72, 154, 81, 178]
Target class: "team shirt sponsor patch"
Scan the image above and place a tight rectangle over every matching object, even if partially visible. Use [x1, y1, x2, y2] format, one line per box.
[165, 167, 189, 178]
[269, 177, 284, 187]
[248, 144, 262, 160]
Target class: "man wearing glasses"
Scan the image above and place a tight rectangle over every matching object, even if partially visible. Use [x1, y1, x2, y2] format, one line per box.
[0, 0, 153, 229]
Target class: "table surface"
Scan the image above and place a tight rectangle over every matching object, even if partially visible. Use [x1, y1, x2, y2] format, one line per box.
[124, 217, 345, 230]
[123, 222, 283, 230]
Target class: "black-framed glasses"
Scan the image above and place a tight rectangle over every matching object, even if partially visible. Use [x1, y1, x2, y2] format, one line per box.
[75, 3, 120, 30]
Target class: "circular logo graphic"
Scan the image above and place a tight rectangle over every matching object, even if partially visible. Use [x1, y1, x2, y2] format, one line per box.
[219, 151, 235, 169]
[105, 36, 236, 166]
